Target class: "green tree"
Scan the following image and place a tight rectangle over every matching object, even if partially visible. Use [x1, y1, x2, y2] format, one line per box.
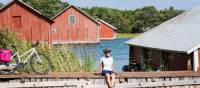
[159, 6, 184, 22]
[132, 6, 160, 32]
[0, 3, 4, 8]
[83, 7, 132, 33]
[22, 0, 69, 18]
[83, 6, 183, 33]
[21, 0, 183, 33]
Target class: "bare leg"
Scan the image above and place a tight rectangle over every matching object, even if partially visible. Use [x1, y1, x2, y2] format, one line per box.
[105, 74, 112, 88]
[111, 73, 116, 87]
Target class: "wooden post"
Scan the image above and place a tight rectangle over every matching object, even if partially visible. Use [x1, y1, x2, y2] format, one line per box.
[193, 50, 199, 71]
[97, 24, 100, 43]
[48, 25, 52, 48]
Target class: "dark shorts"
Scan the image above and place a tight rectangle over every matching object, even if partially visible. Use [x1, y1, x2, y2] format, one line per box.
[101, 70, 113, 76]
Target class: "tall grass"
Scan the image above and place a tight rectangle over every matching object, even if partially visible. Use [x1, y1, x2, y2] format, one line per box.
[0, 27, 95, 73]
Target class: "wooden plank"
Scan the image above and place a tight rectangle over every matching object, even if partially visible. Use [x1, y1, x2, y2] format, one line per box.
[0, 78, 200, 88]
[0, 81, 85, 88]
[113, 80, 200, 87]
[0, 71, 199, 79]
[90, 79, 200, 88]
[0, 72, 199, 88]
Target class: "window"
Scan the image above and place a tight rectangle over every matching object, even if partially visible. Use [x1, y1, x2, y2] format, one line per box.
[13, 16, 22, 28]
[52, 28, 57, 33]
[69, 15, 75, 24]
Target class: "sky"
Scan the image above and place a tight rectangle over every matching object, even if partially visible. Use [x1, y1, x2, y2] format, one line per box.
[1, 0, 200, 10]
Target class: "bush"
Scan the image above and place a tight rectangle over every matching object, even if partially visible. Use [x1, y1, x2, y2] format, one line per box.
[82, 54, 95, 72]
[0, 27, 96, 73]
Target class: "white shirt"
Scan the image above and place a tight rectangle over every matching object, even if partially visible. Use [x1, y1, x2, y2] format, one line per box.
[101, 56, 113, 71]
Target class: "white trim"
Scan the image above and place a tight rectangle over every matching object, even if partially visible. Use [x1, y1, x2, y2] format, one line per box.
[187, 44, 200, 54]
[114, 32, 117, 39]
[193, 50, 199, 71]
[99, 37, 116, 40]
[52, 41, 100, 44]
[68, 15, 76, 24]
[97, 24, 100, 42]
[52, 5, 100, 25]
[96, 18, 117, 30]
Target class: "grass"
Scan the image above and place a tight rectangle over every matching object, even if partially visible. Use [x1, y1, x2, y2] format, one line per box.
[117, 33, 141, 39]
[0, 27, 96, 73]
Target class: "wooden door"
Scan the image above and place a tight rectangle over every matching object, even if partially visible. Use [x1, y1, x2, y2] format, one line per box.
[13, 16, 22, 29]
[13, 16, 22, 38]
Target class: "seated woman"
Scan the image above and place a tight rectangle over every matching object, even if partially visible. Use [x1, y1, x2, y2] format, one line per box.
[96, 48, 116, 88]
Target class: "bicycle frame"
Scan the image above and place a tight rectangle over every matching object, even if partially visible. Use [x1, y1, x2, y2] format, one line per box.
[10, 47, 41, 64]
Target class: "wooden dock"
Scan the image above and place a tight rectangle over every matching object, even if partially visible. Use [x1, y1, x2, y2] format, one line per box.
[0, 71, 200, 88]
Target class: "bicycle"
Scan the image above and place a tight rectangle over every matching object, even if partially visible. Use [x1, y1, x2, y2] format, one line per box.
[0, 42, 52, 74]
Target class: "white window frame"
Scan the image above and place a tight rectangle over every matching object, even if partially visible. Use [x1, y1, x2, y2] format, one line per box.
[68, 15, 76, 24]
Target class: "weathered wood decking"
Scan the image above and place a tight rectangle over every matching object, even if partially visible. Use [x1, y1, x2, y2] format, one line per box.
[0, 71, 200, 88]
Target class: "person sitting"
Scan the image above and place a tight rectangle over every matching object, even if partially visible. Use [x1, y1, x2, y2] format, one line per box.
[96, 48, 116, 88]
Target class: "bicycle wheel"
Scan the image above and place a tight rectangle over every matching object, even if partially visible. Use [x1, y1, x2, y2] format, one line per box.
[30, 54, 52, 74]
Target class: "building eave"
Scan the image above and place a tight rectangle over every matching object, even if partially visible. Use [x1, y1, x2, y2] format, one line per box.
[126, 43, 187, 54]
[96, 18, 117, 30]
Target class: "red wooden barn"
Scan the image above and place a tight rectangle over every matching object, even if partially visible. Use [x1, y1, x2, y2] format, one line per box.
[0, 0, 54, 45]
[52, 5, 100, 44]
[97, 19, 117, 40]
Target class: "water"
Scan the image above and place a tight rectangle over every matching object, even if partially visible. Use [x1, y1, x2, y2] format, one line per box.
[71, 38, 130, 72]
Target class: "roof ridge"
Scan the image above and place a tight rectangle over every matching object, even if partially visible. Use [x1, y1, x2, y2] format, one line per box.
[125, 6, 200, 54]
[96, 18, 117, 30]
[52, 5, 99, 24]
[51, 4, 72, 19]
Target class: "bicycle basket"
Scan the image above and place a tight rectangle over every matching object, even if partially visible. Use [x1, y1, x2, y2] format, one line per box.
[0, 49, 11, 63]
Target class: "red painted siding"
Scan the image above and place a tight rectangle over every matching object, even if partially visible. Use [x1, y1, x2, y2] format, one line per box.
[167, 53, 189, 71]
[130, 47, 190, 71]
[150, 50, 161, 69]
[198, 49, 200, 72]
[98, 21, 116, 40]
[52, 6, 99, 44]
[133, 47, 142, 64]
[0, 1, 52, 45]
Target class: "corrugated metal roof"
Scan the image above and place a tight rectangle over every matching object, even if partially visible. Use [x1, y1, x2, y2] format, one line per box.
[125, 7, 200, 54]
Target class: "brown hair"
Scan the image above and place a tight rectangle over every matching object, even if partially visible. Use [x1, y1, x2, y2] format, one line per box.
[103, 48, 111, 54]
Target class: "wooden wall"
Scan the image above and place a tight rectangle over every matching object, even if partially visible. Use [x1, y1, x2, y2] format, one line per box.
[198, 49, 200, 72]
[52, 6, 99, 44]
[150, 49, 162, 70]
[0, 72, 199, 88]
[130, 46, 191, 71]
[166, 53, 190, 71]
[98, 21, 116, 40]
[0, 1, 52, 44]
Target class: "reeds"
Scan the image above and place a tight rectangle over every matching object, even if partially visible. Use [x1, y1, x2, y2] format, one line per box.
[0, 27, 95, 72]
